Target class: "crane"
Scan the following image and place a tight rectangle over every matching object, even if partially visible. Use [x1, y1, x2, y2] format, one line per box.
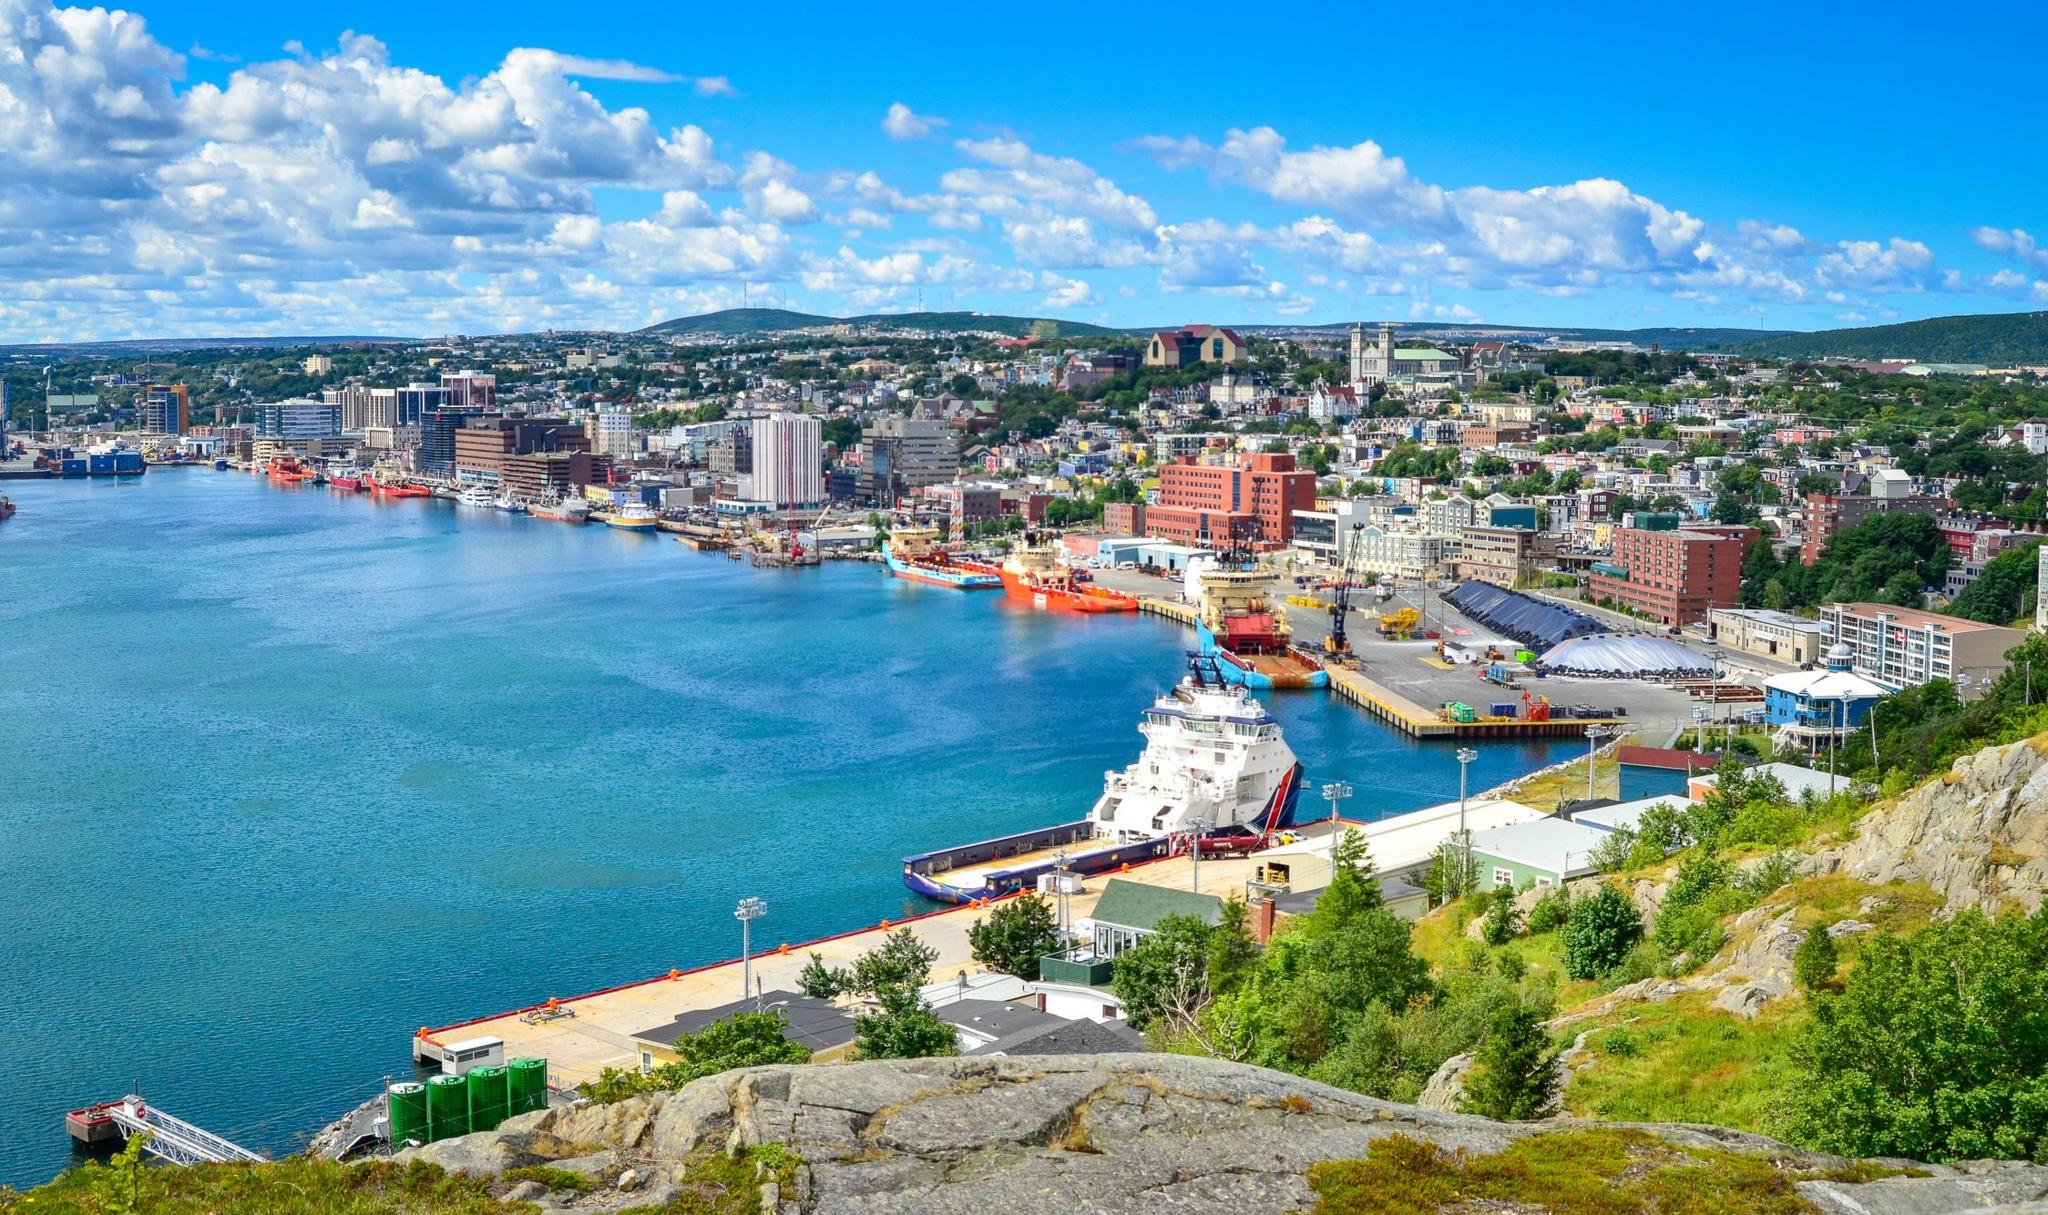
[1324, 522, 1365, 659]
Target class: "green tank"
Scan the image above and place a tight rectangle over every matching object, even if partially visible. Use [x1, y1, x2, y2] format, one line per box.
[426, 1073, 469, 1141]
[387, 1082, 429, 1148]
[466, 1065, 510, 1133]
[508, 1057, 549, 1115]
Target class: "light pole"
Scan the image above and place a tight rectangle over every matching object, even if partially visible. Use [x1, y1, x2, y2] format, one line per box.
[1709, 645, 1723, 749]
[1188, 817, 1207, 893]
[734, 897, 766, 1005]
[1584, 724, 1611, 802]
[1321, 781, 1353, 869]
[1456, 747, 1477, 899]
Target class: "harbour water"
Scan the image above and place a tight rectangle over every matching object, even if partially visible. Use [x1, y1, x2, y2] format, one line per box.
[0, 470, 1574, 1186]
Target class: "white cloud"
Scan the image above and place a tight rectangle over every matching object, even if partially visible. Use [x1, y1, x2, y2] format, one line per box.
[693, 75, 736, 97]
[1974, 226, 2048, 271]
[882, 102, 944, 140]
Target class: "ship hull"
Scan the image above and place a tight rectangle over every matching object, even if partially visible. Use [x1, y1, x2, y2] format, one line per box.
[997, 568, 1137, 613]
[882, 542, 1000, 589]
[1198, 625, 1329, 689]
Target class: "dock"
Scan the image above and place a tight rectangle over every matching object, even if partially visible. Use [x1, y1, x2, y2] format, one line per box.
[1138, 598, 1198, 626]
[1326, 665, 1626, 739]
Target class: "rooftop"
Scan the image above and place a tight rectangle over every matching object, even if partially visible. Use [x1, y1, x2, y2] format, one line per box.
[1087, 878, 1223, 933]
[1826, 603, 2021, 633]
[1465, 816, 1613, 876]
[630, 990, 853, 1053]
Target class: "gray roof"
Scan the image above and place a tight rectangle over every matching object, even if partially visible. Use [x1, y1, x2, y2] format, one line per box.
[630, 990, 854, 1052]
[932, 998, 1067, 1041]
[967, 1017, 1147, 1057]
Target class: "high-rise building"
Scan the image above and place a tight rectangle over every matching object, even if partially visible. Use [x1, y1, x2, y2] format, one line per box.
[590, 408, 635, 459]
[417, 408, 481, 473]
[254, 398, 342, 441]
[140, 384, 190, 435]
[441, 370, 497, 412]
[750, 412, 824, 509]
[396, 383, 449, 427]
[1146, 453, 1316, 548]
[856, 415, 958, 505]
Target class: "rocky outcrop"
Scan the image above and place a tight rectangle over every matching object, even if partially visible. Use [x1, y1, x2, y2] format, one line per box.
[396, 1054, 2048, 1214]
[1813, 734, 2048, 916]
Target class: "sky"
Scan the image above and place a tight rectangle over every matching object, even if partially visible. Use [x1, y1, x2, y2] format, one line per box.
[3, 0, 2046, 342]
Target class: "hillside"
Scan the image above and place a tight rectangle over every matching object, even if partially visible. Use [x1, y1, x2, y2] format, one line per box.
[1729, 311, 2048, 364]
[1260, 321, 1792, 351]
[638, 308, 1121, 339]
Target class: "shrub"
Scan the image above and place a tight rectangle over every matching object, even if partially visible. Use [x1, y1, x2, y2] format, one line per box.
[1793, 926, 1838, 993]
[1527, 886, 1572, 934]
[1563, 885, 1644, 980]
[1602, 1026, 1640, 1057]
[1481, 890, 1522, 945]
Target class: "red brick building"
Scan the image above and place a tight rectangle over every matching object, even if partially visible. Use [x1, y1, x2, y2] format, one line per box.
[1145, 453, 1317, 548]
[1102, 501, 1146, 535]
[1588, 523, 1755, 625]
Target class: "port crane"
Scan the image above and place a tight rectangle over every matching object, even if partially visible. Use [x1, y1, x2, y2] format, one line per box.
[1323, 522, 1365, 659]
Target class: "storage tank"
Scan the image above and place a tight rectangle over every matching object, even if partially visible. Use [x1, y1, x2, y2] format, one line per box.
[425, 1073, 469, 1141]
[465, 1065, 510, 1133]
[508, 1057, 548, 1115]
[387, 1082, 429, 1148]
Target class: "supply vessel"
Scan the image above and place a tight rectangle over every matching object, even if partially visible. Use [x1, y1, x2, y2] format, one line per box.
[998, 540, 1138, 613]
[881, 525, 1001, 589]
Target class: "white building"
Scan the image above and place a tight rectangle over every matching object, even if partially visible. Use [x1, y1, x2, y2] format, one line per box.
[590, 408, 635, 459]
[749, 411, 824, 509]
[302, 355, 332, 376]
[1348, 321, 1467, 389]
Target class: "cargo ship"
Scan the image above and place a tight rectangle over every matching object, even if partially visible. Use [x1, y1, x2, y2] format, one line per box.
[530, 497, 591, 524]
[998, 541, 1138, 613]
[902, 656, 1304, 903]
[881, 525, 1001, 589]
[1189, 542, 1329, 690]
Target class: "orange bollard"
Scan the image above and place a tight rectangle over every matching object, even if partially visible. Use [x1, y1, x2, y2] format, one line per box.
[778, 943, 790, 954]
[669, 969, 680, 980]
[880, 919, 891, 929]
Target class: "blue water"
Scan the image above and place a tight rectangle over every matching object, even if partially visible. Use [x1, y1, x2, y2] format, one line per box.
[0, 470, 1571, 1186]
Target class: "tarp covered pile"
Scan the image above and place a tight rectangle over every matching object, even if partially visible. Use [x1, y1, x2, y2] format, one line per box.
[1538, 634, 1713, 678]
[1442, 581, 1605, 649]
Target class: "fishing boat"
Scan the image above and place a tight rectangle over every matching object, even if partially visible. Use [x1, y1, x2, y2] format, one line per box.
[880, 525, 1001, 589]
[903, 655, 1303, 903]
[998, 540, 1138, 613]
[530, 497, 591, 524]
[1188, 527, 1328, 690]
[492, 493, 524, 514]
[600, 501, 659, 531]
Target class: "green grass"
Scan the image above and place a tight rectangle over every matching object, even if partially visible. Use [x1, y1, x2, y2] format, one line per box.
[1561, 995, 1804, 1132]
[1309, 1127, 1821, 1215]
[502, 1164, 591, 1192]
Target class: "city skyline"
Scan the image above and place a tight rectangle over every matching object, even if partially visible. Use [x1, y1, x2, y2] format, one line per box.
[2, 0, 2045, 342]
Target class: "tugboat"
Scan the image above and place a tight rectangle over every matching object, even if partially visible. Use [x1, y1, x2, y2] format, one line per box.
[998, 537, 1138, 613]
[1191, 521, 1328, 690]
[880, 525, 1001, 589]
[902, 655, 1304, 903]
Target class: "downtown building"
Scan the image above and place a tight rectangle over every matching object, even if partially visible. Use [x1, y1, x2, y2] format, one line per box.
[855, 415, 959, 506]
[441, 370, 497, 412]
[452, 417, 604, 498]
[1145, 453, 1317, 548]
[140, 384, 190, 435]
[1587, 522, 1754, 625]
[729, 412, 823, 513]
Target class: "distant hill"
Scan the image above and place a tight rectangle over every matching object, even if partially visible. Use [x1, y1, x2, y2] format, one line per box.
[1726, 311, 2048, 364]
[0, 335, 414, 356]
[1246, 320, 1791, 351]
[638, 308, 1121, 339]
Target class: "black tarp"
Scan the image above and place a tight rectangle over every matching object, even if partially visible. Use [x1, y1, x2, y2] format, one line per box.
[1443, 581, 1606, 649]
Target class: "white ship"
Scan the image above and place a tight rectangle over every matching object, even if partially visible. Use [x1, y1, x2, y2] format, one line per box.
[903, 656, 1304, 902]
[455, 486, 495, 509]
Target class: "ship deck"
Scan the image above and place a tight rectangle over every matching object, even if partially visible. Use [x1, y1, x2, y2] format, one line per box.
[921, 839, 1123, 893]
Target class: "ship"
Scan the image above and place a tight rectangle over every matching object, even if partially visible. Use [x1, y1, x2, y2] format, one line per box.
[492, 493, 524, 514]
[530, 496, 591, 524]
[600, 501, 659, 531]
[328, 468, 367, 491]
[880, 525, 1001, 589]
[455, 486, 495, 509]
[1189, 524, 1329, 690]
[366, 477, 431, 498]
[0, 495, 14, 521]
[265, 457, 309, 484]
[903, 655, 1304, 903]
[998, 540, 1138, 613]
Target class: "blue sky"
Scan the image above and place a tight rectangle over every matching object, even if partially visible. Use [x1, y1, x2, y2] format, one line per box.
[3, 0, 2045, 340]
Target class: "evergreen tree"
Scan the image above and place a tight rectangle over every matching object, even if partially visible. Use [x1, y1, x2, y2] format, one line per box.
[1459, 1002, 1560, 1121]
[1562, 885, 1644, 980]
[1793, 924, 1839, 993]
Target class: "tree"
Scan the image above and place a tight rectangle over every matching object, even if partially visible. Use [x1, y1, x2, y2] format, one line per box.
[1481, 889, 1522, 945]
[1946, 540, 2044, 625]
[1527, 886, 1572, 934]
[1562, 885, 1643, 980]
[1110, 913, 1216, 1032]
[1784, 907, 2048, 1162]
[844, 929, 957, 1061]
[1459, 1002, 1560, 1121]
[968, 893, 1062, 979]
[1793, 925, 1838, 993]
[797, 952, 843, 999]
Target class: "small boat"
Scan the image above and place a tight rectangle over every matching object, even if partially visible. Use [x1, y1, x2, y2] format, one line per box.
[455, 486, 495, 509]
[530, 496, 592, 524]
[0, 495, 15, 521]
[493, 494, 524, 514]
[213, 459, 230, 471]
[601, 501, 659, 531]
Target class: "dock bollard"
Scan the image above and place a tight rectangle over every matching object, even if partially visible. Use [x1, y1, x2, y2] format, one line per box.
[880, 919, 891, 929]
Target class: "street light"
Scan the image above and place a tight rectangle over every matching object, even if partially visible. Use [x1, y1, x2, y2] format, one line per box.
[1321, 781, 1353, 869]
[734, 897, 767, 1005]
[1188, 817, 1208, 893]
[1584, 725, 1612, 801]
[1709, 645, 1724, 749]
[1456, 747, 1477, 899]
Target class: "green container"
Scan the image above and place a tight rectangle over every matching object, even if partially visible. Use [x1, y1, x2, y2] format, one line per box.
[508, 1057, 548, 1115]
[388, 1082, 429, 1148]
[1515, 650, 1535, 665]
[466, 1065, 510, 1133]
[426, 1073, 469, 1142]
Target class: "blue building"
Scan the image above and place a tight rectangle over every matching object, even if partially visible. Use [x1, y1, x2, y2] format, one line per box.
[1763, 645, 1887, 736]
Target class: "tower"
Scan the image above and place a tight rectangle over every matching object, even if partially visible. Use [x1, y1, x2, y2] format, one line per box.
[1378, 321, 1396, 378]
[1348, 323, 1365, 382]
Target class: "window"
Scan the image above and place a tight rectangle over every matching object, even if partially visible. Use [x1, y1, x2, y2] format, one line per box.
[1493, 867, 1515, 888]
[640, 1052, 652, 1073]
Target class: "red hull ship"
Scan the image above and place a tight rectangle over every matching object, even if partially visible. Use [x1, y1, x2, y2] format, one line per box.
[998, 542, 1137, 613]
[265, 457, 308, 483]
[367, 477, 431, 498]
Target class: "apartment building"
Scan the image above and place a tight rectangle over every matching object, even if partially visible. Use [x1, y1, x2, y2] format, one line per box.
[1822, 602, 2026, 689]
[1801, 490, 1948, 563]
[1587, 523, 1754, 625]
[1146, 453, 1316, 548]
[1456, 526, 1556, 587]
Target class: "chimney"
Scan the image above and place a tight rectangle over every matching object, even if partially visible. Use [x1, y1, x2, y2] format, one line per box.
[1253, 896, 1277, 944]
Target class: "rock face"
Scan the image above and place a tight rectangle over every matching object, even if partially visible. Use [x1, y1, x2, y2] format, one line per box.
[397, 1054, 2048, 1214]
[1813, 735, 2048, 916]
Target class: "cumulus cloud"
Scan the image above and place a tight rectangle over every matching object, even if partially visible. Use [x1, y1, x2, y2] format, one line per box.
[1974, 226, 2048, 271]
[882, 102, 944, 140]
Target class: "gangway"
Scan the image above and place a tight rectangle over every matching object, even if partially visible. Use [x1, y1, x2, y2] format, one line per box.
[68, 1095, 266, 1166]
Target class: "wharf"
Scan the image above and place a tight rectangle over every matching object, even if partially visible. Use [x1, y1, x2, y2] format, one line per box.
[1138, 598, 1198, 626]
[410, 840, 1323, 1093]
[1326, 664, 1626, 739]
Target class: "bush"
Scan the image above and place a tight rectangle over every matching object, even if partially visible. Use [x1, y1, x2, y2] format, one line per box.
[1563, 885, 1644, 980]
[967, 893, 1062, 979]
[1793, 925, 1838, 993]
[1527, 886, 1572, 934]
[1481, 890, 1523, 945]
[578, 1010, 810, 1103]
[1602, 1026, 1640, 1057]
